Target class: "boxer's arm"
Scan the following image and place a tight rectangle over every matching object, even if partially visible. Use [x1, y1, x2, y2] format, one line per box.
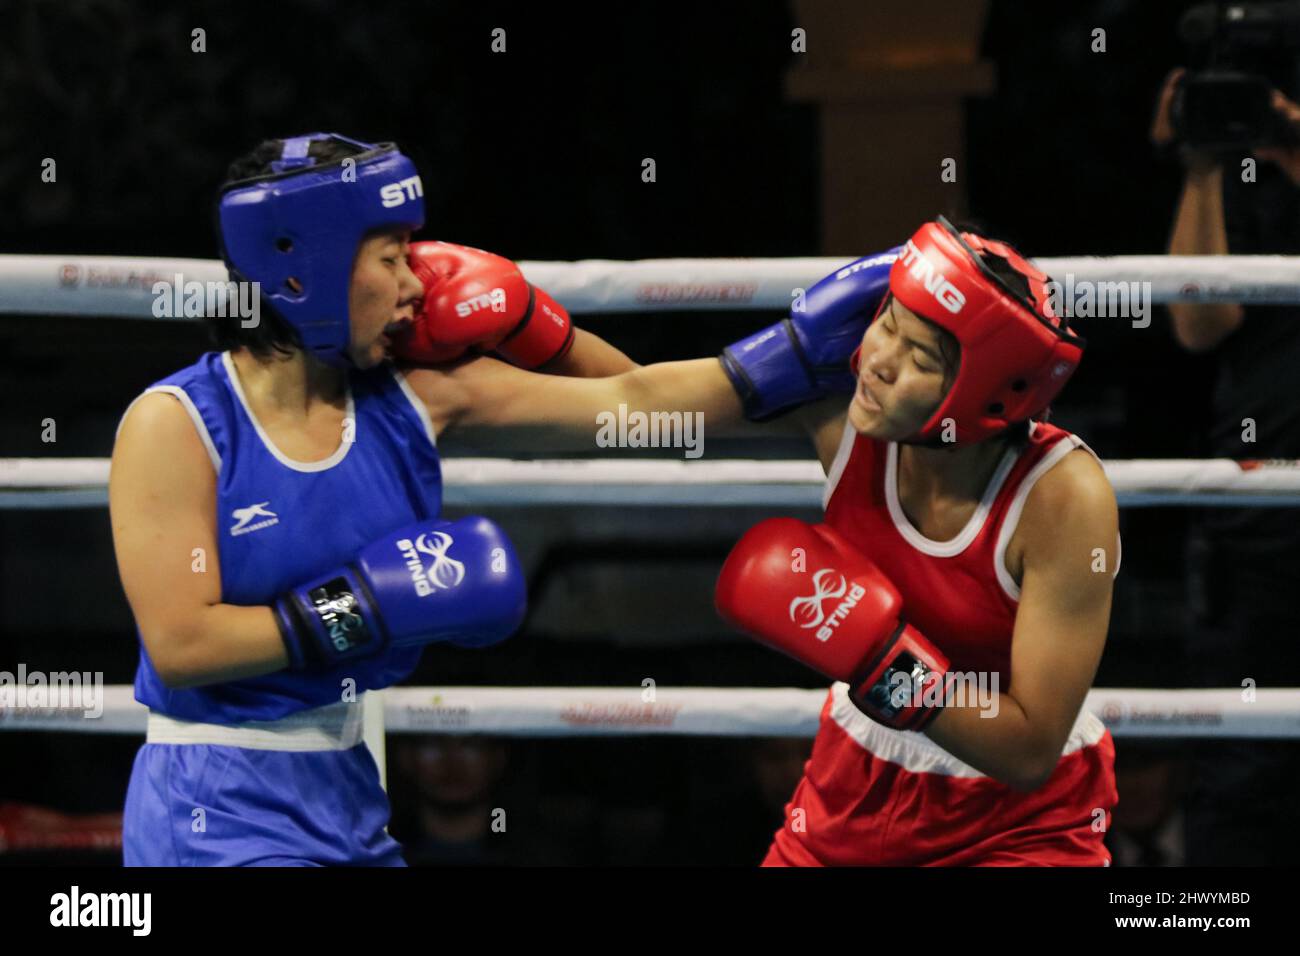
[795, 396, 850, 474]
[110, 393, 289, 688]
[403, 353, 745, 452]
[501, 325, 804, 436]
[923, 450, 1118, 791]
[553, 338, 812, 440]
[542, 327, 639, 377]
[528, 343, 809, 441]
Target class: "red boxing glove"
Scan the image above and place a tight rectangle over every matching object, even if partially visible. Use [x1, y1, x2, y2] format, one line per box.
[393, 241, 574, 369]
[715, 518, 953, 731]
[505, 283, 574, 369]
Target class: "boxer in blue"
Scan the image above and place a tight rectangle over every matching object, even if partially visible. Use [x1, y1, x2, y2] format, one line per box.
[111, 133, 892, 865]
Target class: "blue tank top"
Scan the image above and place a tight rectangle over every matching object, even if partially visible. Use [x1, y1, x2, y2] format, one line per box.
[127, 351, 442, 723]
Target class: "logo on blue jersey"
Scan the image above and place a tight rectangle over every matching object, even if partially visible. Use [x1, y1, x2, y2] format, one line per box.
[230, 501, 279, 536]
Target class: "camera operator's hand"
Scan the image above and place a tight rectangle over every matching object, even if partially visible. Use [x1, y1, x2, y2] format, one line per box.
[1156, 66, 1242, 352]
[1253, 90, 1300, 186]
[1150, 67, 1219, 171]
[1150, 68, 1184, 148]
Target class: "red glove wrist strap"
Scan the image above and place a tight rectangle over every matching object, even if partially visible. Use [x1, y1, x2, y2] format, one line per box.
[849, 623, 953, 731]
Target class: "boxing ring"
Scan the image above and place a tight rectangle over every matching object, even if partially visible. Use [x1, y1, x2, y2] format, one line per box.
[3, 252, 1300, 810]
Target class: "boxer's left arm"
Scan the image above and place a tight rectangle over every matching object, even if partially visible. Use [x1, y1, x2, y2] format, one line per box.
[796, 395, 850, 474]
[401, 353, 745, 452]
[922, 450, 1119, 792]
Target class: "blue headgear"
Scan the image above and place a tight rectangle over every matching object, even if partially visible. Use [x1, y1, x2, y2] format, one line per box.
[217, 133, 426, 366]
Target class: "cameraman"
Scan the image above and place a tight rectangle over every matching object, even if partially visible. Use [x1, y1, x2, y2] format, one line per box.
[1152, 66, 1300, 865]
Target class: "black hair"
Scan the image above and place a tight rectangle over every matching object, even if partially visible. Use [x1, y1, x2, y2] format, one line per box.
[204, 136, 368, 359]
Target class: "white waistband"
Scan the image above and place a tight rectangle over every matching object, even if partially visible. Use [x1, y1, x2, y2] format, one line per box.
[828, 682, 1108, 778]
[145, 696, 367, 751]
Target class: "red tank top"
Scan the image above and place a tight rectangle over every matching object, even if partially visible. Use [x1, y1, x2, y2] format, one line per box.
[767, 419, 1120, 866]
[823, 419, 1113, 678]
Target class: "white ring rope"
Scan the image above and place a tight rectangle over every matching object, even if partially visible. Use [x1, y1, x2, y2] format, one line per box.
[1, 253, 1299, 317]
[5, 258, 1298, 750]
[2, 686, 1297, 739]
[5, 457, 1300, 509]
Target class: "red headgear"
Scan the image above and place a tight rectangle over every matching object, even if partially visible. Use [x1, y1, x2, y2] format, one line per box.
[852, 217, 1084, 446]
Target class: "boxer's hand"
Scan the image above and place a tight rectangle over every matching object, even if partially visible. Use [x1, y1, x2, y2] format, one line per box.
[394, 241, 573, 368]
[719, 248, 897, 420]
[715, 517, 952, 731]
[274, 515, 527, 669]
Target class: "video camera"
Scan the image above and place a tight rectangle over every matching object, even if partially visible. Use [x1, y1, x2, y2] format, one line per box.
[1172, 1, 1300, 150]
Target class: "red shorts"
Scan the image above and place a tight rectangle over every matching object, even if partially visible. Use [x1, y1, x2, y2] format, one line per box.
[762, 685, 1116, 867]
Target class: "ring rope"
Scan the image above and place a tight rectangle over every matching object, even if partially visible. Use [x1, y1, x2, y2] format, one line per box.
[2, 686, 1297, 739]
[2, 253, 1299, 317]
[5, 457, 1300, 510]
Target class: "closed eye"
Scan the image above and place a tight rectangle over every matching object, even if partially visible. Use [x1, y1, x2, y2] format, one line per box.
[886, 303, 943, 369]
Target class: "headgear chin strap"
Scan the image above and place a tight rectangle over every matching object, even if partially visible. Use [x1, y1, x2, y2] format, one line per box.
[855, 216, 1085, 447]
[217, 133, 426, 367]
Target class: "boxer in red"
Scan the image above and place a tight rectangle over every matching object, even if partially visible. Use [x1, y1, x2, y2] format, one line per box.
[716, 217, 1120, 866]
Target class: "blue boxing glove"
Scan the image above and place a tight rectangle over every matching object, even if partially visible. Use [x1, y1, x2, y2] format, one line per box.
[274, 515, 526, 670]
[719, 248, 899, 420]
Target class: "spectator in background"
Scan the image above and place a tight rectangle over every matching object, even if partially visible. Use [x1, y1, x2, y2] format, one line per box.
[388, 735, 585, 866]
[1151, 67, 1300, 865]
[1105, 744, 1186, 867]
[389, 736, 511, 866]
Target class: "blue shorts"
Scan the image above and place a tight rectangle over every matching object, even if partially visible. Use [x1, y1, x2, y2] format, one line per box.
[123, 742, 405, 866]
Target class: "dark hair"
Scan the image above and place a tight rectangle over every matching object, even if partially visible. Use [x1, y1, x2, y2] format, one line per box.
[204, 136, 368, 359]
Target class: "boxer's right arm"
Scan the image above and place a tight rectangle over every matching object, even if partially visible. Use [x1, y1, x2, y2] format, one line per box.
[397, 242, 636, 377]
[274, 515, 525, 670]
[112, 396, 526, 686]
[546, 327, 639, 378]
[110, 393, 289, 688]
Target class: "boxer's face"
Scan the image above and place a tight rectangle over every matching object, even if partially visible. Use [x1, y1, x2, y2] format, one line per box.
[848, 297, 955, 439]
[347, 228, 423, 368]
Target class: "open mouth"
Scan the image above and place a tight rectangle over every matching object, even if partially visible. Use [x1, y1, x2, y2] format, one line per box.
[857, 379, 882, 411]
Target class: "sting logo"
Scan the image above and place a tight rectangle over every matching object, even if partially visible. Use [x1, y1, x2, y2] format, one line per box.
[397, 531, 466, 597]
[898, 239, 966, 314]
[789, 569, 867, 642]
